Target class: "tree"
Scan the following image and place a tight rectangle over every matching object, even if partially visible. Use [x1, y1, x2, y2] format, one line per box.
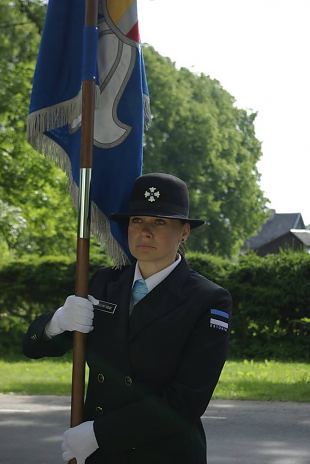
[0, 4, 267, 260]
[142, 46, 268, 256]
[0, 0, 77, 258]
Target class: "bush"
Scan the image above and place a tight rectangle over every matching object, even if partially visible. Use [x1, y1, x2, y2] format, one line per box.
[0, 252, 111, 354]
[1, 250, 309, 360]
[187, 251, 310, 361]
[186, 251, 231, 284]
[225, 251, 310, 360]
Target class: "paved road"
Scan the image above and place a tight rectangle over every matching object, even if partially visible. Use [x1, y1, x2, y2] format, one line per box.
[0, 395, 309, 464]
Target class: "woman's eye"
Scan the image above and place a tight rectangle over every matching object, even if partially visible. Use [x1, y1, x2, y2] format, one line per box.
[131, 217, 142, 224]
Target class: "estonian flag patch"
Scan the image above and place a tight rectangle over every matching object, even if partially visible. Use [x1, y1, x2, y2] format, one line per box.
[210, 308, 229, 331]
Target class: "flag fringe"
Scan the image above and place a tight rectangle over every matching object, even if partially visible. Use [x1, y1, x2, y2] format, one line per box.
[29, 133, 129, 268]
[26, 92, 82, 143]
[143, 94, 151, 130]
[27, 86, 102, 142]
[91, 203, 130, 268]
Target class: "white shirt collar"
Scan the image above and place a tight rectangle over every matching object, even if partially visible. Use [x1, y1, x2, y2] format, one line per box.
[132, 254, 181, 293]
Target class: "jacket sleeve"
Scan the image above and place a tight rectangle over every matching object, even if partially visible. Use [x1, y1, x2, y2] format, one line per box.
[22, 312, 73, 359]
[93, 287, 232, 451]
[21, 267, 112, 359]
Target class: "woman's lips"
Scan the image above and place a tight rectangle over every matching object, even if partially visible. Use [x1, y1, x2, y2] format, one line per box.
[136, 244, 156, 249]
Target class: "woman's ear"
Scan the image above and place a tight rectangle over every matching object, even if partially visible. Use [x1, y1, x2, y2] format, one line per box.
[181, 222, 191, 242]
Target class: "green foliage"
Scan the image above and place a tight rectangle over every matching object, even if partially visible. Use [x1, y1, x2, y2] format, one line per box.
[0, 200, 26, 253]
[143, 46, 268, 256]
[226, 251, 310, 360]
[0, 250, 111, 354]
[1, 251, 309, 361]
[0, 7, 267, 260]
[0, 0, 77, 258]
[186, 251, 231, 285]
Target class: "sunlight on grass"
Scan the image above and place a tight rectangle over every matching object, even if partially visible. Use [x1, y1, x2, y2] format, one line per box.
[0, 357, 309, 401]
[0, 358, 73, 395]
[213, 359, 310, 401]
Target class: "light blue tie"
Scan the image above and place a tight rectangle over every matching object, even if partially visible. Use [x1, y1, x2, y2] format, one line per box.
[131, 279, 148, 306]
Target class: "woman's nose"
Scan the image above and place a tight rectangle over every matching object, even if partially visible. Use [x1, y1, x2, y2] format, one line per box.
[141, 224, 153, 236]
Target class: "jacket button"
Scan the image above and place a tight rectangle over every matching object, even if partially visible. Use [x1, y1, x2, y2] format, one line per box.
[124, 376, 133, 386]
[97, 373, 105, 383]
[96, 406, 103, 413]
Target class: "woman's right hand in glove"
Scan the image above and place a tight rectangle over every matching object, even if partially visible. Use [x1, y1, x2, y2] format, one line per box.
[45, 295, 94, 338]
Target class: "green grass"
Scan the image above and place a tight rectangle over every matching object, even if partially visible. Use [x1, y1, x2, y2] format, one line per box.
[0, 356, 75, 395]
[213, 359, 310, 402]
[0, 356, 309, 401]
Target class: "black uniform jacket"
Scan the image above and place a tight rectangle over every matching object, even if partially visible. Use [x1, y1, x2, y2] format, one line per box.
[23, 258, 232, 464]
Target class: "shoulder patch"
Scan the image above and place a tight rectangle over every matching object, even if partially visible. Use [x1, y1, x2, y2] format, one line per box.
[210, 308, 230, 331]
[210, 308, 230, 319]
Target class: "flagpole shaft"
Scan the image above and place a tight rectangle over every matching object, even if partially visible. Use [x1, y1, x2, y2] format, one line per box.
[70, 0, 98, 451]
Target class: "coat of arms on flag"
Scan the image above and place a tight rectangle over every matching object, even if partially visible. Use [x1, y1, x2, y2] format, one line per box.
[27, 0, 150, 266]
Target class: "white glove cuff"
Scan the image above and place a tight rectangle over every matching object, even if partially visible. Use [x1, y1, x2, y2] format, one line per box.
[62, 420, 98, 463]
[45, 307, 63, 338]
[86, 421, 99, 453]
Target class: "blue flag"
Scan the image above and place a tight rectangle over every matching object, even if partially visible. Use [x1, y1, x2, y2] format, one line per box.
[27, 0, 150, 266]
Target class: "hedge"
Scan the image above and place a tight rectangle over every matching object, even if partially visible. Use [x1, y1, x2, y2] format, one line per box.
[0, 253, 111, 353]
[225, 251, 310, 360]
[1, 251, 309, 360]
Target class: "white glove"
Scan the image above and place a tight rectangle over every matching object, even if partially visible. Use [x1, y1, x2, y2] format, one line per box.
[45, 295, 94, 338]
[62, 420, 99, 464]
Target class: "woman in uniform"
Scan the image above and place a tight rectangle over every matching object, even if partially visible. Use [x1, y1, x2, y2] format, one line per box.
[23, 172, 232, 464]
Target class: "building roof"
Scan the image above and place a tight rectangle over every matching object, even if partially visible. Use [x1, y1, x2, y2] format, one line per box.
[290, 229, 310, 247]
[246, 212, 305, 250]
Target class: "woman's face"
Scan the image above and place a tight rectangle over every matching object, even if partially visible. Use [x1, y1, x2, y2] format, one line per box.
[128, 216, 190, 271]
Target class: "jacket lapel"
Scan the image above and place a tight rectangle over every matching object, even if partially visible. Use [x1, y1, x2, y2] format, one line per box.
[89, 266, 134, 369]
[128, 258, 190, 341]
[104, 265, 134, 326]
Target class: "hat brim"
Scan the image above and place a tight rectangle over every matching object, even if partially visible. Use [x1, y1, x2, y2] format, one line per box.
[110, 212, 205, 229]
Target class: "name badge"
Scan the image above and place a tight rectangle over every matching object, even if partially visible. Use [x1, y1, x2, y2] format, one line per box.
[93, 300, 117, 315]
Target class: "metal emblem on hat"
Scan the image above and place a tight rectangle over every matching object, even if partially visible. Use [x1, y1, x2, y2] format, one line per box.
[144, 187, 160, 203]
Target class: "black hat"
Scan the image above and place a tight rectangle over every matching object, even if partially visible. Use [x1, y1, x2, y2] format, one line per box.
[110, 173, 205, 228]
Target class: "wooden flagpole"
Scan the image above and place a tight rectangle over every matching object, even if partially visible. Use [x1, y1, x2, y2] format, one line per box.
[70, 0, 98, 456]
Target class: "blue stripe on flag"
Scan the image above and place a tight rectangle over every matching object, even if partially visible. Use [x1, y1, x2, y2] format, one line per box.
[210, 309, 230, 319]
[82, 26, 99, 80]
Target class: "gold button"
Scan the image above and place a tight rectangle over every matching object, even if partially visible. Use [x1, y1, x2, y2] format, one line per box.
[96, 406, 103, 413]
[97, 373, 105, 383]
[124, 376, 133, 386]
